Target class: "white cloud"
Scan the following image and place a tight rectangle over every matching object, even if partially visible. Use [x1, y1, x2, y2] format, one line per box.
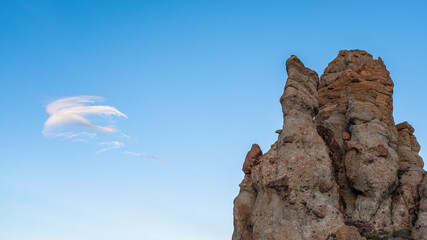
[43, 96, 160, 158]
[43, 96, 127, 138]
[96, 141, 124, 154]
[123, 151, 165, 164]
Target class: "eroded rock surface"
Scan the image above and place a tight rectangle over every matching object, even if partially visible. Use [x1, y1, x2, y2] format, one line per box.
[336, 225, 363, 240]
[233, 50, 426, 240]
[414, 175, 427, 239]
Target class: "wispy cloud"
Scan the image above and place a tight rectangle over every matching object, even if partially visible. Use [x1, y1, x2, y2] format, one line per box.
[96, 141, 124, 154]
[123, 151, 165, 164]
[43, 96, 161, 159]
[43, 96, 127, 138]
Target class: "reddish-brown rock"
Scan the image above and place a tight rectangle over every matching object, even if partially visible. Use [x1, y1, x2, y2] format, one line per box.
[342, 132, 351, 140]
[242, 144, 263, 174]
[336, 225, 363, 240]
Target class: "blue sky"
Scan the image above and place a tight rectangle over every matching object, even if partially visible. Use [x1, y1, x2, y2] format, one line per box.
[1, 1, 427, 239]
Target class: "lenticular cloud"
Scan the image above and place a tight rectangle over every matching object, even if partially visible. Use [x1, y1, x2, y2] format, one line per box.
[43, 96, 127, 138]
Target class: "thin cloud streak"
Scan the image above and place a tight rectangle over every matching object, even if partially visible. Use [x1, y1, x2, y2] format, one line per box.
[43, 96, 127, 138]
[96, 141, 124, 154]
[123, 151, 165, 164]
[65, 132, 97, 139]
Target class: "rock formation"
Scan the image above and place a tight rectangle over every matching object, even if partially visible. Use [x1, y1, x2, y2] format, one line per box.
[233, 50, 426, 240]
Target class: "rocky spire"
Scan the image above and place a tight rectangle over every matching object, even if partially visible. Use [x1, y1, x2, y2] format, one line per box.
[233, 50, 426, 240]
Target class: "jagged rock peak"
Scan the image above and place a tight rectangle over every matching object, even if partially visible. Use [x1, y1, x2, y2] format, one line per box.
[233, 50, 426, 240]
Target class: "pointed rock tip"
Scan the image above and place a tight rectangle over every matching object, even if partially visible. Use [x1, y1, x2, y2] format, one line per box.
[286, 55, 304, 68]
[396, 121, 415, 133]
[286, 55, 318, 77]
[242, 144, 263, 174]
[250, 143, 262, 152]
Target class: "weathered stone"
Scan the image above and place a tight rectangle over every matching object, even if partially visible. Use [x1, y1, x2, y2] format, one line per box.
[232, 50, 426, 240]
[396, 121, 424, 168]
[397, 121, 415, 133]
[282, 135, 294, 143]
[317, 50, 400, 226]
[368, 144, 389, 158]
[242, 144, 263, 174]
[233, 55, 343, 240]
[342, 132, 351, 140]
[319, 180, 334, 193]
[336, 225, 363, 240]
[391, 166, 424, 231]
[413, 174, 427, 240]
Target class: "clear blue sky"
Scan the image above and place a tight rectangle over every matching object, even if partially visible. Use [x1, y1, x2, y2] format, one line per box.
[1, 1, 426, 239]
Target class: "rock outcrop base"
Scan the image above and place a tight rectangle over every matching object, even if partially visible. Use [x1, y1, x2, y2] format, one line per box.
[233, 50, 426, 240]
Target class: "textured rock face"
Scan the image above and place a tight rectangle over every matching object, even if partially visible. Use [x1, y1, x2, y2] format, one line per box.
[414, 175, 427, 239]
[336, 225, 363, 240]
[233, 50, 426, 240]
